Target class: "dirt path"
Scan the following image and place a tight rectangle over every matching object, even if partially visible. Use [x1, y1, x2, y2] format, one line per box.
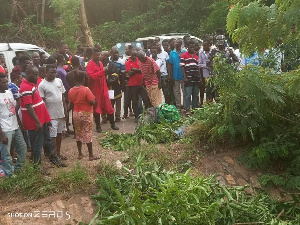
[0, 117, 136, 225]
[0, 193, 97, 225]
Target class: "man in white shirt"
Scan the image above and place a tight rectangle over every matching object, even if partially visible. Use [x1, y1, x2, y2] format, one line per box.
[0, 73, 27, 177]
[151, 46, 163, 71]
[156, 43, 171, 104]
[198, 40, 211, 106]
[38, 65, 67, 160]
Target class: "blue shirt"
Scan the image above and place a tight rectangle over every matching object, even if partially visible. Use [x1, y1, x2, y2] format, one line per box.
[113, 58, 126, 73]
[169, 49, 186, 81]
[8, 82, 20, 100]
[245, 52, 261, 66]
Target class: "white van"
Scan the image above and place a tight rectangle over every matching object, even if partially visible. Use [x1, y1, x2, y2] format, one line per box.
[136, 33, 202, 44]
[0, 43, 50, 74]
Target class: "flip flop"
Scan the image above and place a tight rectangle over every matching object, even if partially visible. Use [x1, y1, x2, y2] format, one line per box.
[89, 157, 100, 161]
[77, 155, 84, 160]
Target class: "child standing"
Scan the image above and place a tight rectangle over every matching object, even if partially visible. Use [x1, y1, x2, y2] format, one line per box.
[68, 71, 98, 161]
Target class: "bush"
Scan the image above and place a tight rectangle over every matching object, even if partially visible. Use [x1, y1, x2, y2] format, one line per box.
[188, 55, 300, 190]
[0, 15, 61, 49]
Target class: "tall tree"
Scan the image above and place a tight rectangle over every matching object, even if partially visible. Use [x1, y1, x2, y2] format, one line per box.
[41, 0, 46, 25]
[79, 0, 93, 47]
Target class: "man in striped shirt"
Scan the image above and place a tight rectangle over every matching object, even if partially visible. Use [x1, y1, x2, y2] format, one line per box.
[180, 40, 201, 115]
[137, 51, 162, 107]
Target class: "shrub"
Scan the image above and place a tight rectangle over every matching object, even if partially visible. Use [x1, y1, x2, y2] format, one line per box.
[188, 55, 300, 190]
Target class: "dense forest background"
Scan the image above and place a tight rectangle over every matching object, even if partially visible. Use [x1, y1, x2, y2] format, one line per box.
[0, 0, 234, 50]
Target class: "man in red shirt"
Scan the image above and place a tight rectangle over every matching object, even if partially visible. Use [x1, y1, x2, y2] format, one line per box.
[125, 49, 150, 120]
[19, 65, 66, 168]
[137, 51, 162, 107]
[86, 48, 119, 132]
[0, 64, 5, 74]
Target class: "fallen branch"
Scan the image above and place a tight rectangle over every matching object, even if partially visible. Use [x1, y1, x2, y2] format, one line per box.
[276, 209, 285, 219]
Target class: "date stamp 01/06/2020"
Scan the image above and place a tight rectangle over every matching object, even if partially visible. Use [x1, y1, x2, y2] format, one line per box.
[7, 211, 71, 220]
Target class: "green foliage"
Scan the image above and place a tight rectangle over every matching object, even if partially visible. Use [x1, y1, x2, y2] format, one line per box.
[0, 15, 61, 48]
[188, 54, 300, 190]
[0, 0, 228, 50]
[50, 0, 81, 50]
[92, 0, 214, 49]
[91, 155, 300, 224]
[100, 119, 182, 151]
[202, 1, 231, 35]
[226, 0, 300, 55]
[0, 163, 90, 199]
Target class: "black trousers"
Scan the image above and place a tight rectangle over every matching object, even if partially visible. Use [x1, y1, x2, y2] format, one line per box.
[123, 86, 132, 116]
[94, 113, 114, 127]
[129, 85, 150, 118]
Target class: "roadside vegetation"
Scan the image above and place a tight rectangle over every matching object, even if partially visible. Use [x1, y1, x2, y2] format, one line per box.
[0, 163, 90, 200]
[89, 155, 300, 224]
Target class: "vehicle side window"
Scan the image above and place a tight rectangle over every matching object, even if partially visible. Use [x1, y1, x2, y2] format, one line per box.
[16, 50, 41, 59]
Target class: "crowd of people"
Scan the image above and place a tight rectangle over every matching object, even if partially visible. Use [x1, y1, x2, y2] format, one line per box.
[0, 30, 243, 177]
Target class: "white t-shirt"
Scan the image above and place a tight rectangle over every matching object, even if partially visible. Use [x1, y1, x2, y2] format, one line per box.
[234, 49, 245, 70]
[155, 58, 163, 71]
[157, 51, 169, 76]
[38, 78, 66, 119]
[0, 90, 18, 132]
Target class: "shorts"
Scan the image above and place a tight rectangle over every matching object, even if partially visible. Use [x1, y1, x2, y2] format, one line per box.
[48, 118, 66, 138]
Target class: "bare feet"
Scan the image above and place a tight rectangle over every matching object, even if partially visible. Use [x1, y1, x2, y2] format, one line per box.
[77, 155, 84, 160]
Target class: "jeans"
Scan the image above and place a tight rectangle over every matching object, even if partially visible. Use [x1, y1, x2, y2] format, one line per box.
[173, 80, 185, 108]
[185, 85, 200, 110]
[0, 128, 27, 177]
[199, 76, 206, 105]
[138, 96, 143, 115]
[129, 85, 150, 118]
[161, 76, 170, 104]
[28, 123, 58, 165]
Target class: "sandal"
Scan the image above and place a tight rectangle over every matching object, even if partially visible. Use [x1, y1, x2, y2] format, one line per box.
[89, 156, 100, 161]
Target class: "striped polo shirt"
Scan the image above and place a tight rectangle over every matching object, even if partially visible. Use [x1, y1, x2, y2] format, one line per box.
[180, 52, 200, 86]
[19, 79, 51, 130]
[138, 56, 160, 87]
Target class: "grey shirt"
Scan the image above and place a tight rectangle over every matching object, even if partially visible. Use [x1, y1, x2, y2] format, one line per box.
[38, 78, 65, 119]
[198, 50, 210, 78]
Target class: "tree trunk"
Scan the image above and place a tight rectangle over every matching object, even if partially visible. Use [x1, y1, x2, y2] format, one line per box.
[41, 0, 46, 25]
[10, 0, 18, 21]
[79, 0, 94, 47]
